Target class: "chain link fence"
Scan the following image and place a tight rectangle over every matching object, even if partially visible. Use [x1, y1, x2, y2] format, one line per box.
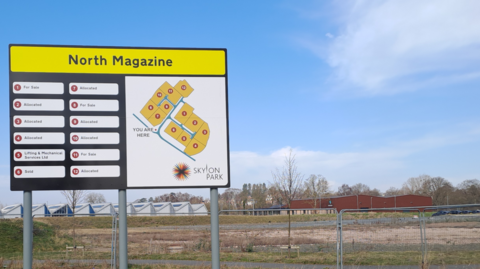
[1, 205, 480, 268]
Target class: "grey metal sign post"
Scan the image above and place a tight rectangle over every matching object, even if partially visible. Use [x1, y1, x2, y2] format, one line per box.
[210, 188, 220, 269]
[23, 191, 32, 269]
[119, 189, 128, 269]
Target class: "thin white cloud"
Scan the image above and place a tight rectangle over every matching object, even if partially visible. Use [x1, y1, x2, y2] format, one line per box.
[230, 124, 480, 191]
[303, 0, 480, 95]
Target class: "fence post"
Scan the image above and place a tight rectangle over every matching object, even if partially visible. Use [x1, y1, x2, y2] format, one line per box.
[336, 210, 343, 269]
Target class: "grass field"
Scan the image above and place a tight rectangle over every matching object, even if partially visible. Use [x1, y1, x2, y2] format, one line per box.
[33, 212, 427, 229]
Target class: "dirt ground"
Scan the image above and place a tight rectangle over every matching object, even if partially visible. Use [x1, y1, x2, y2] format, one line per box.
[71, 221, 480, 253]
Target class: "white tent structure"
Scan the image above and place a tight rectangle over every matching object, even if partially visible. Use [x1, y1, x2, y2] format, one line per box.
[132, 203, 155, 216]
[1, 204, 23, 219]
[113, 203, 136, 216]
[32, 203, 50, 218]
[74, 203, 95, 217]
[48, 204, 73, 217]
[191, 204, 208, 216]
[91, 203, 115, 217]
[152, 202, 175, 216]
[172, 202, 193, 215]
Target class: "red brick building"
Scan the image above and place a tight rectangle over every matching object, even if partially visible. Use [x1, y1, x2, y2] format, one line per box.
[289, 194, 432, 214]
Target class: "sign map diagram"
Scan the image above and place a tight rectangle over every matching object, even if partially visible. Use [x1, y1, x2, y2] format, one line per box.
[134, 80, 210, 161]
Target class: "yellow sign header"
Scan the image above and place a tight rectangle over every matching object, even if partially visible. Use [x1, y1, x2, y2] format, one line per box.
[10, 46, 226, 75]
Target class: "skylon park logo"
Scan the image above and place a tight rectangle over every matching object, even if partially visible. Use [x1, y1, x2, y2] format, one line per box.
[172, 163, 191, 181]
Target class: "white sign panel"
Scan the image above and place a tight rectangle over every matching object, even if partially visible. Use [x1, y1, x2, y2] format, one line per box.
[125, 76, 229, 188]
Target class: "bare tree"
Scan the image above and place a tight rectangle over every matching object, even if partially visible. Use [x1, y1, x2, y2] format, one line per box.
[403, 174, 431, 195]
[62, 190, 88, 249]
[385, 187, 402, 196]
[270, 149, 304, 257]
[351, 183, 371, 195]
[85, 192, 106, 204]
[337, 184, 353, 196]
[303, 174, 330, 211]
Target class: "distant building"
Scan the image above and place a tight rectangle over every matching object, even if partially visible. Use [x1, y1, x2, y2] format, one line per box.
[289, 194, 433, 214]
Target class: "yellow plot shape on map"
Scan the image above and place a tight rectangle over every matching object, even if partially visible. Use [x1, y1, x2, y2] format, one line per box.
[150, 87, 167, 105]
[174, 103, 194, 125]
[184, 139, 206, 156]
[159, 100, 174, 115]
[184, 113, 205, 133]
[176, 130, 192, 146]
[174, 80, 194, 98]
[140, 100, 158, 120]
[164, 121, 182, 139]
[147, 108, 167, 126]
[158, 81, 182, 105]
[194, 122, 210, 146]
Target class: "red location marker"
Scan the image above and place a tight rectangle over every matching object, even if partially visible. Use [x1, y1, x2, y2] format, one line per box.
[157, 92, 162, 98]
[171, 127, 177, 133]
[202, 129, 208, 135]
[71, 85, 78, 92]
[168, 89, 174, 94]
[14, 118, 22, 125]
[181, 85, 187, 90]
[181, 136, 187, 141]
[15, 135, 22, 142]
[72, 118, 79, 125]
[155, 113, 161, 119]
[14, 84, 21, 91]
[182, 111, 187, 116]
[72, 168, 80, 175]
[148, 105, 154, 110]
[193, 143, 198, 149]
[192, 120, 198, 126]
[15, 169, 22, 176]
[15, 152, 22, 159]
[14, 101, 22, 108]
[72, 135, 79, 142]
[164, 104, 170, 110]
[72, 152, 79, 159]
[71, 102, 78, 109]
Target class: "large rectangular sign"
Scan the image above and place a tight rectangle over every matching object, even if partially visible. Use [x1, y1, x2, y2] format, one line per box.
[10, 44, 230, 190]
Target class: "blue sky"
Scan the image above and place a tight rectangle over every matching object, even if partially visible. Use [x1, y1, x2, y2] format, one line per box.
[1, 0, 480, 205]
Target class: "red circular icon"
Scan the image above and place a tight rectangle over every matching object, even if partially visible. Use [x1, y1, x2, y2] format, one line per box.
[14, 101, 21, 108]
[182, 111, 187, 116]
[71, 102, 78, 109]
[168, 89, 174, 94]
[202, 129, 208, 135]
[72, 118, 79, 125]
[14, 118, 22, 125]
[72, 152, 79, 159]
[71, 85, 78, 92]
[157, 92, 162, 98]
[15, 169, 22, 176]
[164, 104, 170, 109]
[155, 113, 161, 119]
[181, 85, 187, 90]
[15, 135, 22, 142]
[72, 135, 79, 142]
[14, 84, 21, 91]
[182, 136, 187, 141]
[148, 105, 154, 110]
[72, 168, 80, 175]
[171, 127, 177, 133]
[15, 152, 22, 159]
[193, 143, 198, 149]
[192, 120, 198, 125]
